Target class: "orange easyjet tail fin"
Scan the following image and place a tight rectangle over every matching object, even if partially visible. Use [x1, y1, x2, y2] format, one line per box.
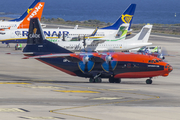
[18, 2, 45, 29]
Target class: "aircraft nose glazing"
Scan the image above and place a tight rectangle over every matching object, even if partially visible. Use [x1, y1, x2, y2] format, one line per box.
[168, 65, 173, 72]
[165, 64, 173, 72]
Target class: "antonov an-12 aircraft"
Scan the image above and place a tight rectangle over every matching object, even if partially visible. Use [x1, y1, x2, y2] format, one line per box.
[0, 0, 44, 31]
[21, 18, 172, 84]
[0, 4, 136, 44]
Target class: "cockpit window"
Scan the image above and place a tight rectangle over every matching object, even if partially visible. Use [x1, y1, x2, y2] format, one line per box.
[148, 59, 161, 63]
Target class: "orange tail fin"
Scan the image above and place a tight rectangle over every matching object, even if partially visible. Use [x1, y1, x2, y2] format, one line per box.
[18, 2, 45, 29]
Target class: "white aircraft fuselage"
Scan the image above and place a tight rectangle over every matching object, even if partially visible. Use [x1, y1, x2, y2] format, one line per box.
[0, 28, 118, 43]
[0, 3, 136, 44]
[59, 39, 152, 52]
[0, 21, 21, 30]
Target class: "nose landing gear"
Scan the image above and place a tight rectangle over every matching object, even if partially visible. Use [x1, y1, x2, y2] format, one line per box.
[146, 77, 153, 84]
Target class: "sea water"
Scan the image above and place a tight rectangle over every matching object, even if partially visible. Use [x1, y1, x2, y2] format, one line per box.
[0, 0, 180, 24]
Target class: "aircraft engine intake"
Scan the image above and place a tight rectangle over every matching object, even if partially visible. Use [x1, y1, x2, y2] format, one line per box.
[102, 54, 117, 72]
[83, 56, 89, 64]
[158, 54, 165, 60]
[78, 55, 94, 73]
[105, 55, 113, 63]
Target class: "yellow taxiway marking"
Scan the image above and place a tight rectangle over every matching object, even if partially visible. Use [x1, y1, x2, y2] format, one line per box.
[0, 108, 27, 112]
[50, 96, 159, 120]
[54, 90, 99, 93]
[49, 111, 100, 120]
[49, 83, 160, 120]
[0, 82, 30, 84]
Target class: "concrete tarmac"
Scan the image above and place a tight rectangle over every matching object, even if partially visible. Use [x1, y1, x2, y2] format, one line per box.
[0, 33, 180, 120]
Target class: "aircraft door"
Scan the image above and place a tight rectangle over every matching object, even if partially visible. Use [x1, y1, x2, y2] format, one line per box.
[11, 31, 15, 38]
[123, 42, 127, 50]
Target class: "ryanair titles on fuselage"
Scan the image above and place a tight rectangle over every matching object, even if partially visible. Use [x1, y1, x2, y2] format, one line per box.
[15, 30, 69, 37]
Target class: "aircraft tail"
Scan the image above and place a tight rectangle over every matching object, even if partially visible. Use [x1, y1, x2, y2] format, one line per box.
[114, 23, 129, 40]
[101, 4, 136, 30]
[128, 24, 153, 43]
[17, 2, 45, 29]
[100, 23, 129, 41]
[74, 25, 78, 29]
[23, 18, 72, 53]
[10, 0, 40, 22]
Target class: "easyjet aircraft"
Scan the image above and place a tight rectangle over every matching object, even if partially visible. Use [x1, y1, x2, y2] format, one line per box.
[0, 0, 44, 31]
[22, 18, 173, 84]
[0, 4, 135, 44]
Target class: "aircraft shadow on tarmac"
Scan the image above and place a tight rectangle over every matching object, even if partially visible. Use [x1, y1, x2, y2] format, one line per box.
[0, 73, 160, 85]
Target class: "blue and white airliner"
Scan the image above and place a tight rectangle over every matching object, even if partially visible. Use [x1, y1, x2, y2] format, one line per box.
[0, 4, 136, 44]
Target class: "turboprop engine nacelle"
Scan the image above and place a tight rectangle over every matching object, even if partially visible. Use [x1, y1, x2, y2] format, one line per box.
[83, 56, 89, 64]
[105, 55, 113, 63]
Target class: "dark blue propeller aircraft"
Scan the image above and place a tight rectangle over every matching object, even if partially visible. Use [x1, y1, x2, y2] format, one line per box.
[22, 18, 173, 84]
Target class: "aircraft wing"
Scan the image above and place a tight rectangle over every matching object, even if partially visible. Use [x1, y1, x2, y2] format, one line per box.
[7, 52, 34, 55]
[0, 27, 11, 31]
[86, 39, 106, 51]
[89, 39, 106, 44]
[23, 52, 107, 63]
[23, 53, 73, 59]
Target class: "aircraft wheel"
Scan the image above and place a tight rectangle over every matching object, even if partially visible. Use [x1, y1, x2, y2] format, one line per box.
[109, 78, 114, 83]
[95, 77, 102, 83]
[146, 79, 152, 84]
[89, 78, 95, 83]
[114, 78, 121, 83]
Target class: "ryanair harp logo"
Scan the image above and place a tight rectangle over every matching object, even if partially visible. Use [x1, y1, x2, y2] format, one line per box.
[121, 14, 133, 23]
[27, 8, 33, 14]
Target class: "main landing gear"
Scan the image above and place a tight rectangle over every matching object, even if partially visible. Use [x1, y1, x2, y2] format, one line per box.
[89, 77, 121, 83]
[146, 77, 153, 84]
[109, 77, 121, 83]
[89, 77, 102, 83]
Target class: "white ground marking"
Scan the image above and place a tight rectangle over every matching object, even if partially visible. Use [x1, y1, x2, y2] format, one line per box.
[91, 97, 123, 100]
[0, 108, 27, 112]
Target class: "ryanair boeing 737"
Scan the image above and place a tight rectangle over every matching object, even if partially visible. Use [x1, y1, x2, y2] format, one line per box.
[0, 4, 136, 44]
